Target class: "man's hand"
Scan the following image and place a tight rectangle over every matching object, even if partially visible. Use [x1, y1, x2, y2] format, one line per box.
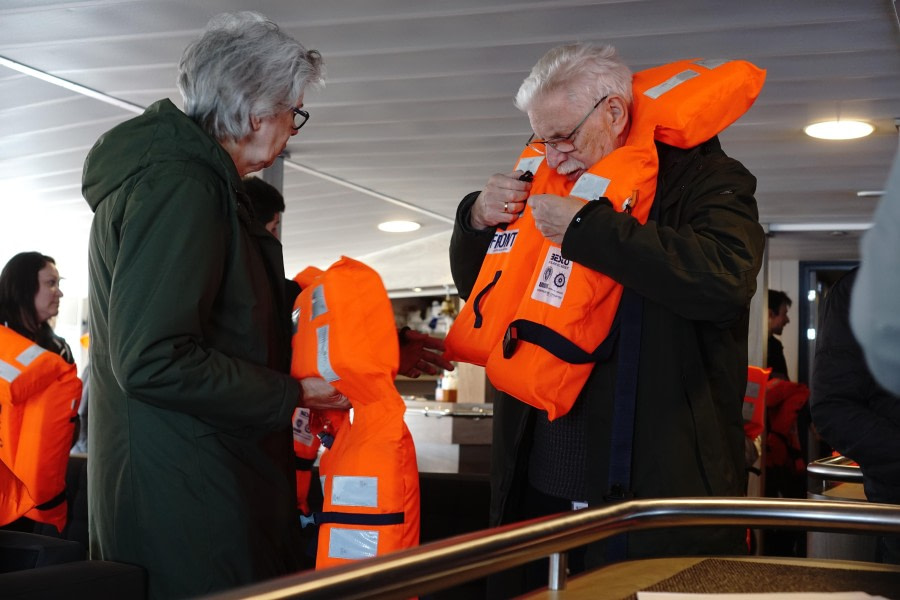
[299, 376, 351, 410]
[470, 171, 532, 230]
[398, 329, 455, 378]
[529, 194, 586, 245]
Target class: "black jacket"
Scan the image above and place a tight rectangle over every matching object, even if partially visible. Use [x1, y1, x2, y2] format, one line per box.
[450, 137, 765, 561]
[811, 269, 900, 506]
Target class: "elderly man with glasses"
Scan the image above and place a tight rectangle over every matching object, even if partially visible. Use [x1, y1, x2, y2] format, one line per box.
[449, 43, 766, 597]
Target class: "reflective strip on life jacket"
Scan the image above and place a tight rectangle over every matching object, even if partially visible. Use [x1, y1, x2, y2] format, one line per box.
[0, 325, 81, 532]
[291, 257, 420, 569]
[743, 366, 771, 440]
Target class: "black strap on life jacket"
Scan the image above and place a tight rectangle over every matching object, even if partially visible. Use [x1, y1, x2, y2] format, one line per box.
[300, 511, 405, 529]
[35, 488, 66, 511]
[472, 271, 501, 329]
[501, 317, 620, 364]
[294, 456, 316, 471]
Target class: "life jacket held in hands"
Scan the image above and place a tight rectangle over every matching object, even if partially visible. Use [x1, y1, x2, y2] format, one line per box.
[290, 257, 419, 569]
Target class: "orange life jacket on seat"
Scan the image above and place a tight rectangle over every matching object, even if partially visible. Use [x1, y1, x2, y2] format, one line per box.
[291, 257, 419, 569]
[0, 325, 82, 532]
[446, 58, 765, 420]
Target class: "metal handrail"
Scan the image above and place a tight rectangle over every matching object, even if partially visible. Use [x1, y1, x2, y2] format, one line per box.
[204, 497, 900, 600]
[808, 454, 864, 484]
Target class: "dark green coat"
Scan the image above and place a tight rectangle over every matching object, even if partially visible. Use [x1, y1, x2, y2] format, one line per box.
[450, 138, 766, 564]
[82, 99, 302, 599]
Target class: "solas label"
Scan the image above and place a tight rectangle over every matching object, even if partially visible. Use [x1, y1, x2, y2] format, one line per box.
[487, 230, 518, 254]
[531, 248, 570, 307]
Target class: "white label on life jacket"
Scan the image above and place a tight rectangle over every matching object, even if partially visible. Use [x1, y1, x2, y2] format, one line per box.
[643, 69, 700, 99]
[515, 156, 544, 174]
[570, 173, 611, 201]
[487, 229, 519, 255]
[328, 528, 379, 560]
[316, 325, 340, 383]
[291, 407, 315, 446]
[331, 475, 378, 507]
[0, 358, 21, 383]
[16, 344, 44, 367]
[530, 247, 571, 308]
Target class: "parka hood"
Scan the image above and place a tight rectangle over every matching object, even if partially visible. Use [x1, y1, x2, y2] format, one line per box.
[82, 99, 240, 211]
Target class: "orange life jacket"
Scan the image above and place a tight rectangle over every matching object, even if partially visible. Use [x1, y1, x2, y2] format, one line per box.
[446, 58, 765, 419]
[291, 257, 419, 569]
[743, 366, 771, 440]
[0, 459, 34, 526]
[0, 325, 81, 532]
[443, 147, 548, 367]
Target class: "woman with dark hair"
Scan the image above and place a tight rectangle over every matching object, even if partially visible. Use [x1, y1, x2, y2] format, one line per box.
[0, 251, 81, 533]
[0, 251, 73, 362]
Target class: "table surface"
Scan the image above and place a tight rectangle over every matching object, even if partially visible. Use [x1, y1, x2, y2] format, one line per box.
[521, 555, 900, 600]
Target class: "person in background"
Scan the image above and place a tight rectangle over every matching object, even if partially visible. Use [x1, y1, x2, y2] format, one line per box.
[449, 43, 765, 596]
[81, 12, 350, 599]
[242, 174, 454, 378]
[850, 148, 900, 396]
[811, 267, 900, 564]
[763, 289, 809, 556]
[0, 252, 73, 364]
[767, 290, 792, 380]
[243, 175, 286, 238]
[0, 251, 77, 532]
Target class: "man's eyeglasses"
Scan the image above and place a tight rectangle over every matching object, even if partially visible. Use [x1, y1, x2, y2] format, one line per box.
[526, 94, 609, 154]
[291, 107, 310, 131]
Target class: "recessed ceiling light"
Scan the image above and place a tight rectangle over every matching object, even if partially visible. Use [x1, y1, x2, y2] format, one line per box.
[804, 120, 874, 140]
[378, 220, 421, 233]
[856, 190, 884, 198]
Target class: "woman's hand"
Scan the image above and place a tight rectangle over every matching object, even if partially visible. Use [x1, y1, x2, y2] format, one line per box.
[299, 376, 351, 410]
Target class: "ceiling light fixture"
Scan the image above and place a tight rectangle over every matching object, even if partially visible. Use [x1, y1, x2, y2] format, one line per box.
[856, 190, 884, 198]
[769, 222, 872, 232]
[804, 120, 874, 140]
[378, 220, 421, 233]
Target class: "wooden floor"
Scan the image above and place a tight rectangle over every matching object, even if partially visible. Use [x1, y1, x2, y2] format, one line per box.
[520, 556, 900, 600]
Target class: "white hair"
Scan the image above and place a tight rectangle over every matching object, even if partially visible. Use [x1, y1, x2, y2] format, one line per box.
[515, 43, 632, 113]
[177, 11, 325, 141]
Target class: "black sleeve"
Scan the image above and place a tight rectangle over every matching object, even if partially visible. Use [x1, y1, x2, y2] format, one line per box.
[449, 191, 496, 300]
[810, 269, 900, 484]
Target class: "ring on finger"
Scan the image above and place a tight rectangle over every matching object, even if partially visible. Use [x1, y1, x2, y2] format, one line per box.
[504, 201, 509, 212]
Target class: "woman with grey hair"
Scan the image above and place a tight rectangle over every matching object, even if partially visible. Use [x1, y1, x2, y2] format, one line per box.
[82, 12, 347, 599]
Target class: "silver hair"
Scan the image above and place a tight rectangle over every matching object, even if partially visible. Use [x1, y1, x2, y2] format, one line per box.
[515, 43, 632, 114]
[177, 11, 325, 141]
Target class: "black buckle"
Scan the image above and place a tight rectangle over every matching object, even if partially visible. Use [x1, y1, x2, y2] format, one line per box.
[603, 484, 634, 502]
[502, 324, 519, 359]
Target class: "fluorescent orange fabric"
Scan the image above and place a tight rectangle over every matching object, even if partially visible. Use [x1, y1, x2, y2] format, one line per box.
[443, 146, 547, 366]
[291, 257, 419, 569]
[485, 130, 658, 419]
[448, 58, 765, 421]
[633, 58, 766, 149]
[0, 325, 81, 532]
[0, 460, 34, 526]
[743, 366, 771, 440]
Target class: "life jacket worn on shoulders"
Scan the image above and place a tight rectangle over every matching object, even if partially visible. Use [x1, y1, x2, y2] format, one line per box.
[447, 58, 765, 420]
[290, 257, 419, 569]
[0, 325, 81, 532]
[485, 129, 658, 419]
